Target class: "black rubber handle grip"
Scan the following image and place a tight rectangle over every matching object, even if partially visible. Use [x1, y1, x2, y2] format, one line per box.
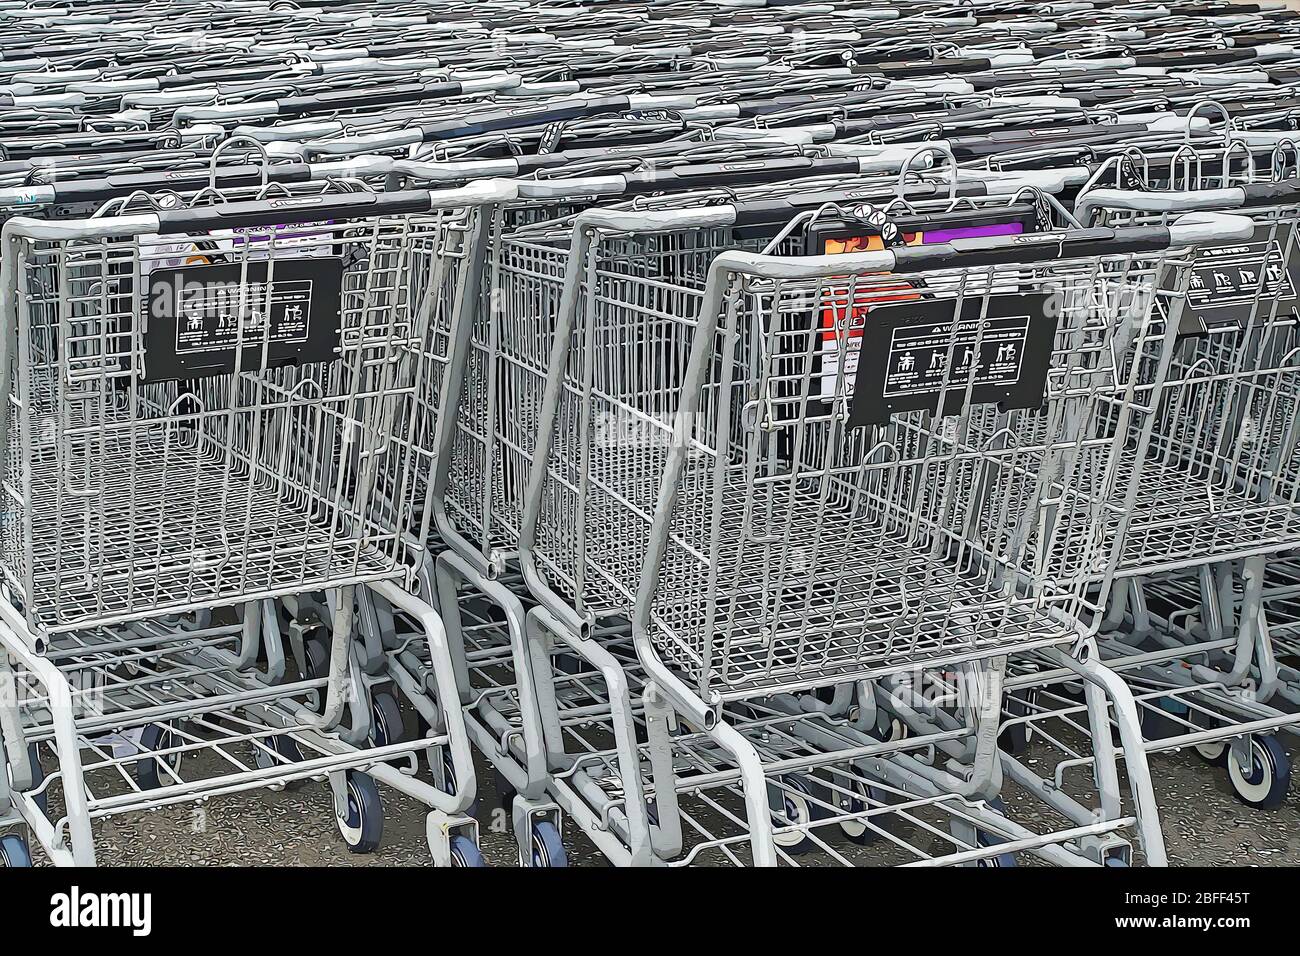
[416, 96, 633, 141]
[859, 57, 994, 78]
[1133, 49, 1260, 68]
[51, 163, 313, 203]
[888, 226, 1172, 272]
[156, 64, 306, 89]
[729, 182, 994, 227]
[278, 82, 463, 116]
[154, 189, 434, 235]
[1241, 179, 1300, 207]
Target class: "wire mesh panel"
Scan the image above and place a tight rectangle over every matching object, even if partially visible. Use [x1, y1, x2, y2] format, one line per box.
[506, 193, 1090, 620]
[507, 210, 809, 620]
[0, 198, 483, 636]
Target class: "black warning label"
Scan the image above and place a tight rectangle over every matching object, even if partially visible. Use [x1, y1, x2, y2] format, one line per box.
[881, 313, 1031, 399]
[1173, 222, 1300, 335]
[175, 276, 315, 354]
[144, 258, 342, 382]
[849, 293, 1056, 427]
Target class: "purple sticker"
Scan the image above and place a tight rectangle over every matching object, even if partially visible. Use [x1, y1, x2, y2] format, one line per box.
[922, 221, 1025, 244]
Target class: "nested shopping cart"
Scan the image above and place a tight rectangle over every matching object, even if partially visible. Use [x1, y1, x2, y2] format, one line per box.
[418, 153, 1073, 864]
[994, 167, 1300, 811]
[478, 157, 1247, 862]
[0, 180, 516, 865]
[403, 151, 985, 864]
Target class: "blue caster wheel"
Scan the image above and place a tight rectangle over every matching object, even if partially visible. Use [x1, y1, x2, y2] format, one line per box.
[767, 776, 827, 855]
[304, 632, 330, 714]
[442, 750, 457, 792]
[369, 691, 406, 748]
[449, 835, 487, 867]
[0, 833, 31, 867]
[254, 736, 306, 791]
[136, 724, 181, 791]
[1228, 735, 1291, 809]
[336, 771, 384, 853]
[530, 820, 567, 868]
[976, 834, 1017, 867]
[440, 749, 480, 817]
[976, 798, 1017, 867]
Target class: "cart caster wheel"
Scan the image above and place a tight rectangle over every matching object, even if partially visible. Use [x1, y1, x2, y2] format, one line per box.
[304, 632, 330, 713]
[26, 743, 47, 814]
[976, 834, 1017, 867]
[440, 749, 479, 816]
[369, 691, 406, 747]
[871, 713, 909, 743]
[976, 797, 1017, 867]
[0, 833, 31, 868]
[255, 736, 306, 791]
[1060, 680, 1085, 702]
[768, 776, 826, 854]
[530, 820, 567, 867]
[998, 690, 1037, 756]
[442, 749, 457, 790]
[336, 771, 384, 853]
[136, 724, 181, 790]
[827, 777, 886, 845]
[554, 651, 585, 676]
[449, 835, 487, 867]
[1228, 735, 1291, 809]
[1194, 738, 1230, 768]
[1139, 699, 1185, 741]
[1188, 706, 1230, 766]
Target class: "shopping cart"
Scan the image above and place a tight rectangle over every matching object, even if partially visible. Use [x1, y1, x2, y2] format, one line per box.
[0, 180, 516, 865]
[435, 140, 1241, 862]
[993, 167, 1300, 813]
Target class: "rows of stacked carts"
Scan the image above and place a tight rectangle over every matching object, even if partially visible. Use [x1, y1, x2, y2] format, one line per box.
[0, 0, 1298, 868]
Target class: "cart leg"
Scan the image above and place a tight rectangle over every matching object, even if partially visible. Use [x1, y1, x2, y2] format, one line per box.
[7, 645, 96, 865]
[643, 682, 684, 858]
[1049, 642, 1167, 866]
[437, 550, 550, 799]
[709, 718, 777, 866]
[528, 606, 653, 865]
[1103, 577, 1130, 632]
[524, 610, 571, 769]
[365, 581, 477, 816]
[314, 585, 355, 731]
[0, 660, 31, 791]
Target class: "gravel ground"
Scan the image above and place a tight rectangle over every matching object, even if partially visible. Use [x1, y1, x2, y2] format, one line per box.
[17, 734, 1297, 867]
